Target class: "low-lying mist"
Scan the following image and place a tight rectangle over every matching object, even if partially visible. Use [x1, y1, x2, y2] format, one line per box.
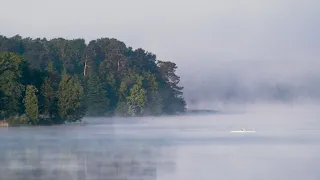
[1, 103, 320, 180]
[179, 59, 320, 109]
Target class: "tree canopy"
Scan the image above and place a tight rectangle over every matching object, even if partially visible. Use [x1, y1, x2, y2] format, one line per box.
[0, 35, 186, 125]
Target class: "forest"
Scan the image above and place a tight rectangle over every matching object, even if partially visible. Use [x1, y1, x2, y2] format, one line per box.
[0, 35, 186, 125]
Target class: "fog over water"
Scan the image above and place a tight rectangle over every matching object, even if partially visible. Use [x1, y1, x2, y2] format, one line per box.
[1, 103, 320, 180]
[1, 0, 320, 179]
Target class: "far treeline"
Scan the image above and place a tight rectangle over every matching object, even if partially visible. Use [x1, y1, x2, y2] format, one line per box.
[0, 35, 186, 125]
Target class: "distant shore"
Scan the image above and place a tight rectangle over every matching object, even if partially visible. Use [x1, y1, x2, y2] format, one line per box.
[184, 109, 219, 115]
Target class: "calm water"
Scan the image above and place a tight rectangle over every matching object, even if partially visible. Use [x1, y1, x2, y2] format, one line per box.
[1, 104, 320, 180]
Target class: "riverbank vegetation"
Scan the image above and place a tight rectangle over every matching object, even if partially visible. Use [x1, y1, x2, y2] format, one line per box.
[0, 35, 186, 125]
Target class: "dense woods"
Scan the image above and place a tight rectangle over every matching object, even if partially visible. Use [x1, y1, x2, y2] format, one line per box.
[0, 35, 186, 125]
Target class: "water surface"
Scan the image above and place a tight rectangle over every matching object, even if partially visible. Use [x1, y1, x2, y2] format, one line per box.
[1, 104, 320, 180]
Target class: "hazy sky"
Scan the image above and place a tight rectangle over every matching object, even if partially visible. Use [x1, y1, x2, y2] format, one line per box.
[1, 0, 320, 103]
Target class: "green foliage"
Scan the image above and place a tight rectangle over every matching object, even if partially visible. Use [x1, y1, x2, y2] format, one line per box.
[24, 85, 39, 124]
[0, 52, 25, 117]
[126, 76, 147, 116]
[115, 101, 129, 116]
[0, 35, 186, 125]
[7, 114, 29, 126]
[41, 78, 55, 117]
[45, 61, 55, 73]
[57, 73, 85, 122]
[118, 81, 128, 102]
[157, 60, 186, 114]
[145, 90, 163, 116]
[115, 81, 129, 116]
[84, 73, 109, 116]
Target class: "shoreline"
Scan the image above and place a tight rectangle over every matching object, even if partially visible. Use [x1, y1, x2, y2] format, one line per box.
[1, 109, 219, 127]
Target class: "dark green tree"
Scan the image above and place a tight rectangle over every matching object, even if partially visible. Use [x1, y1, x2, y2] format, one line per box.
[84, 73, 109, 116]
[157, 60, 186, 114]
[57, 73, 85, 122]
[142, 72, 163, 115]
[115, 81, 129, 116]
[41, 78, 55, 117]
[24, 85, 39, 124]
[0, 52, 25, 117]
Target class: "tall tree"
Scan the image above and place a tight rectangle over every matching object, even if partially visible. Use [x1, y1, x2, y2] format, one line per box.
[84, 73, 109, 116]
[142, 72, 163, 115]
[118, 81, 128, 102]
[24, 85, 39, 124]
[0, 52, 25, 117]
[157, 61, 186, 114]
[0, 90, 6, 119]
[38, 60, 60, 120]
[126, 76, 146, 116]
[57, 73, 85, 122]
[115, 81, 129, 116]
[41, 78, 55, 117]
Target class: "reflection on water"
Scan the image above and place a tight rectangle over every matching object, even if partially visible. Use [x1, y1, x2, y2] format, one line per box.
[1, 104, 320, 180]
[0, 126, 176, 180]
[1, 147, 175, 180]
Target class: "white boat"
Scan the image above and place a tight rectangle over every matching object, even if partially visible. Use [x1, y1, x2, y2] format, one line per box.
[230, 131, 256, 133]
[230, 128, 256, 133]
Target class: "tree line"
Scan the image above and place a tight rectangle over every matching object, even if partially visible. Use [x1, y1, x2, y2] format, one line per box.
[0, 35, 186, 125]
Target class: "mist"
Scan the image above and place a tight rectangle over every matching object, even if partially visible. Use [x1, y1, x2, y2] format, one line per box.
[1, 104, 320, 180]
[1, 0, 320, 108]
[1, 0, 320, 179]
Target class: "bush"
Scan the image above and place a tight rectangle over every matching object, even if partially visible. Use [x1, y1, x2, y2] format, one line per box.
[37, 117, 55, 126]
[7, 115, 29, 126]
[115, 102, 129, 117]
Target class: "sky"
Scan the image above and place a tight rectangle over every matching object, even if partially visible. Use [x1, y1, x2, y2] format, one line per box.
[1, 0, 320, 105]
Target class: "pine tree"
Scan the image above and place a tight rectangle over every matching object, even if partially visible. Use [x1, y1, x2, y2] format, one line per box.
[146, 90, 163, 115]
[115, 81, 129, 116]
[118, 81, 128, 102]
[24, 85, 39, 124]
[157, 60, 186, 114]
[142, 72, 163, 115]
[84, 73, 109, 116]
[57, 73, 85, 122]
[0, 91, 6, 119]
[46, 61, 55, 73]
[126, 76, 146, 116]
[41, 77, 55, 117]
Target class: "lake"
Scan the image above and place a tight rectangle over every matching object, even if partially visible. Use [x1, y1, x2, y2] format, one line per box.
[0, 104, 320, 180]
